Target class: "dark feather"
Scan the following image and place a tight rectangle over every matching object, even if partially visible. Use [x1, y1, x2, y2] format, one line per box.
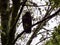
[22, 12, 32, 33]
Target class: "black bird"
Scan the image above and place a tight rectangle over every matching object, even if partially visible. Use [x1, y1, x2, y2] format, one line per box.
[22, 12, 32, 33]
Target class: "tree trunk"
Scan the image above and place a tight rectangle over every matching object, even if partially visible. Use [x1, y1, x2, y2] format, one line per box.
[8, 0, 20, 45]
[0, 0, 9, 45]
[0, 0, 20, 45]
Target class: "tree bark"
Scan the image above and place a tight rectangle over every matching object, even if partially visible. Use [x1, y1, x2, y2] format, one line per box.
[8, 0, 20, 45]
[0, 0, 9, 45]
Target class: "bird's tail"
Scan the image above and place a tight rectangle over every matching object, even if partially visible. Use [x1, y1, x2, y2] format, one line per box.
[24, 29, 31, 33]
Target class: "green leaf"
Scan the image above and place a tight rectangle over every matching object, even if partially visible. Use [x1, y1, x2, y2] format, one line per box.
[0, 26, 3, 30]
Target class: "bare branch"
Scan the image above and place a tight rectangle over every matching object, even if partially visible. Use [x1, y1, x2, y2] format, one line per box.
[10, 2, 51, 7]
[10, 0, 27, 35]
[14, 8, 60, 45]
[43, 28, 54, 31]
[12, 31, 25, 44]
[36, 37, 51, 45]
[37, 30, 53, 35]
[26, 8, 60, 45]
[26, 1, 51, 7]
[31, 8, 60, 28]
[9, 0, 27, 44]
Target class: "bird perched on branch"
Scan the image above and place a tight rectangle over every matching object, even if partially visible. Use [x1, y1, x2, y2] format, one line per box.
[22, 11, 32, 33]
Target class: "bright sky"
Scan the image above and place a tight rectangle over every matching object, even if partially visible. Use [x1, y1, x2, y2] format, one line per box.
[14, 0, 60, 45]
[0, 0, 60, 45]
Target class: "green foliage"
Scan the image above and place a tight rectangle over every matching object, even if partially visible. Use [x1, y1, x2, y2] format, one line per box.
[45, 24, 60, 45]
[45, 40, 53, 45]
[0, 26, 3, 30]
[49, 0, 60, 8]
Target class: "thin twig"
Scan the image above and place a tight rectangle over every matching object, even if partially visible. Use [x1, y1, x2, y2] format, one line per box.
[10, 0, 27, 44]
[36, 37, 51, 45]
[13, 8, 60, 44]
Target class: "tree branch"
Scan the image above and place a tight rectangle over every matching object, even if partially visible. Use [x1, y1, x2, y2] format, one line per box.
[36, 37, 51, 45]
[43, 28, 53, 31]
[26, 8, 60, 45]
[10, 2, 51, 7]
[9, 0, 27, 44]
[13, 8, 60, 44]
[10, 0, 27, 35]
[31, 8, 60, 28]
[12, 31, 25, 44]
